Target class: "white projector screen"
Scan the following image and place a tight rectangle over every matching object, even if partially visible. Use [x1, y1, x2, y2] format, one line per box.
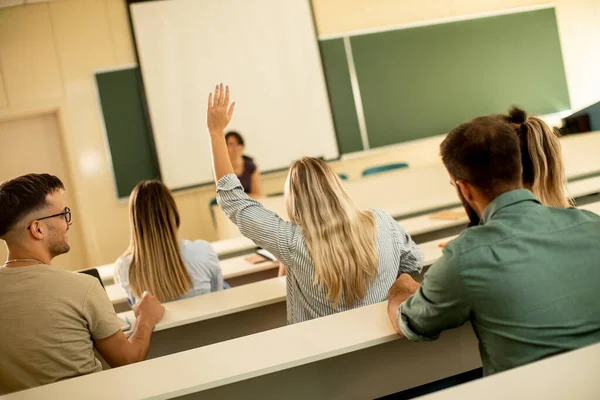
[130, 0, 339, 190]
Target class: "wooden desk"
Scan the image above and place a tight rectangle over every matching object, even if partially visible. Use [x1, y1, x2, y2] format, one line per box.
[211, 236, 256, 259]
[118, 277, 287, 358]
[418, 342, 600, 400]
[5, 302, 480, 400]
[581, 202, 600, 214]
[560, 131, 600, 179]
[214, 164, 458, 240]
[96, 173, 600, 291]
[569, 176, 600, 199]
[214, 157, 600, 241]
[105, 192, 600, 311]
[120, 200, 600, 355]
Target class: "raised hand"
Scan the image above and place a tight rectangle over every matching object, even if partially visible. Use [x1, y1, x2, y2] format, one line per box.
[207, 83, 235, 135]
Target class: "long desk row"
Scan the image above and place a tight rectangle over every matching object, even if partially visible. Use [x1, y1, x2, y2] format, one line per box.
[116, 235, 450, 337]
[213, 131, 600, 240]
[115, 200, 600, 359]
[419, 341, 600, 399]
[103, 176, 600, 310]
[4, 301, 481, 400]
[6, 203, 600, 399]
[9, 303, 600, 399]
[213, 163, 463, 240]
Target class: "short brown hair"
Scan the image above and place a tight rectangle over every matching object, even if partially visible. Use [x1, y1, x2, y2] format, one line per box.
[440, 117, 523, 198]
[0, 174, 64, 237]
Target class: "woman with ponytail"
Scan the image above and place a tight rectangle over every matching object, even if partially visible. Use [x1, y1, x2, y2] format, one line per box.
[498, 107, 572, 208]
[460, 107, 573, 228]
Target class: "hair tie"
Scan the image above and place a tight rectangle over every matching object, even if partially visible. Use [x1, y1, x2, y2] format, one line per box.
[520, 123, 528, 134]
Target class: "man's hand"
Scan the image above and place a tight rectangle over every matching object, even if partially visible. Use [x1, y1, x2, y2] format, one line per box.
[95, 291, 164, 367]
[207, 83, 235, 135]
[387, 274, 420, 335]
[133, 291, 164, 327]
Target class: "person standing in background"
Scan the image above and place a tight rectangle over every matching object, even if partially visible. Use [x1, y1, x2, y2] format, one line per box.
[225, 131, 262, 197]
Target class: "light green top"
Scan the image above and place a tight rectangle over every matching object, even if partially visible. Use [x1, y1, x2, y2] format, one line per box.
[399, 189, 600, 375]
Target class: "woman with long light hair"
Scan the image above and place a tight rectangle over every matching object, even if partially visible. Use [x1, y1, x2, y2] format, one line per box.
[207, 84, 423, 323]
[499, 107, 572, 208]
[460, 107, 573, 228]
[114, 180, 223, 304]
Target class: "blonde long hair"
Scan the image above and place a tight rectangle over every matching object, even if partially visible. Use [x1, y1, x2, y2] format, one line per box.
[123, 180, 191, 302]
[499, 107, 573, 208]
[285, 157, 378, 307]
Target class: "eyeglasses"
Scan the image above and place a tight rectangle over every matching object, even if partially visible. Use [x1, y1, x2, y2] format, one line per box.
[27, 207, 72, 230]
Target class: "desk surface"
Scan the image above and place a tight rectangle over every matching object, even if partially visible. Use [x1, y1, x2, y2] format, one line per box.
[211, 236, 256, 258]
[105, 196, 600, 306]
[214, 163, 459, 239]
[96, 172, 600, 292]
[112, 201, 600, 326]
[214, 158, 600, 240]
[119, 276, 287, 332]
[4, 301, 402, 400]
[418, 342, 600, 400]
[102, 198, 465, 304]
[8, 199, 600, 399]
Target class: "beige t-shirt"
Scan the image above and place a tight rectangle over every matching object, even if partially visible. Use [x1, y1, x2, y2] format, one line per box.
[0, 264, 123, 395]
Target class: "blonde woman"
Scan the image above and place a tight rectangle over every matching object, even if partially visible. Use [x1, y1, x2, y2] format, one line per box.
[499, 107, 572, 208]
[460, 107, 573, 228]
[207, 84, 423, 323]
[115, 180, 223, 305]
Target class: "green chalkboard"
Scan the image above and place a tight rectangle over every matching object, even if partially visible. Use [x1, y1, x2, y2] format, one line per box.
[319, 39, 364, 154]
[321, 8, 570, 151]
[96, 67, 160, 198]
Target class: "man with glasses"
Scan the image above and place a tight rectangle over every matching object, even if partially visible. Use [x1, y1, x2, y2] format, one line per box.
[0, 174, 165, 394]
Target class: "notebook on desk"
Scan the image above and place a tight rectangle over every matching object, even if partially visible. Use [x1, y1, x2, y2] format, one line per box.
[429, 209, 467, 221]
[244, 249, 278, 264]
[256, 248, 277, 262]
[79, 268, 105, 289]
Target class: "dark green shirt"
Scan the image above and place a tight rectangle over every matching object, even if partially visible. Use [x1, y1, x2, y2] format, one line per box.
[399, 189, 600, 375]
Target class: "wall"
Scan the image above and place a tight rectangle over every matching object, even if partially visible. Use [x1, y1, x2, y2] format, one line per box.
[0, 114, 88, 270]
[0, 0, 598, 268]
[312, 0, 600, 112]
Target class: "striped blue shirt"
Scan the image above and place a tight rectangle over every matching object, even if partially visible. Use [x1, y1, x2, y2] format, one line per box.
[217, 174, 423, 324]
